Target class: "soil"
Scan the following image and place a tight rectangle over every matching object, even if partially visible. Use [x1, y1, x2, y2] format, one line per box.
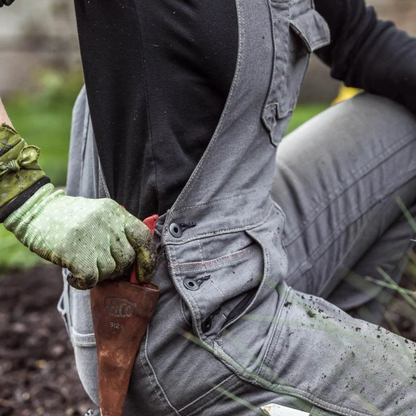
[0, 266, 94, 416]
[0, 265, 415, 416]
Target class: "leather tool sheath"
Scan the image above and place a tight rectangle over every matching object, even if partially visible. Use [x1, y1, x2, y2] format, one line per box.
[90, 280, 160, 416]
[90, 214, 160, 416]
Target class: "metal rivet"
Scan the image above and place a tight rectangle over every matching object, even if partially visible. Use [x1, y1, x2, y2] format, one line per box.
[202, 316, 213, 333]
[169, 223, 182, 238]
[184, 277, 199, 291]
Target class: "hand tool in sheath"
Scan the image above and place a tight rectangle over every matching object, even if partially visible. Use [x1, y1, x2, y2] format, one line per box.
[90, 215, 160, 416]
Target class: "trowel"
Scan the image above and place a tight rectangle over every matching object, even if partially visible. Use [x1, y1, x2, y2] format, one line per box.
[90, 215, 160, 416]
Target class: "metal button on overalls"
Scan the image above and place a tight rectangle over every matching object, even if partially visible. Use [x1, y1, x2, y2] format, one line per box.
[169, 223, 182, 238]
[183, 277, 199, 291]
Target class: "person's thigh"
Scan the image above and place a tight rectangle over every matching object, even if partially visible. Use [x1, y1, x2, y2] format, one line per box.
[272, 93, 416, 313]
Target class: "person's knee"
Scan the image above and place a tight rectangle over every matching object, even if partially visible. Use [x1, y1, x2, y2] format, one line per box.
[350, 92, 416, 125]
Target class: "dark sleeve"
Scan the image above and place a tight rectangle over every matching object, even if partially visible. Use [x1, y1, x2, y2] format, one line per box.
[314, 0, 416, 115]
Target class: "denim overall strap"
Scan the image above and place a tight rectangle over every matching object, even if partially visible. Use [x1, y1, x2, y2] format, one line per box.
[163, 0, 277, 240]
[159, 0, 330, 349]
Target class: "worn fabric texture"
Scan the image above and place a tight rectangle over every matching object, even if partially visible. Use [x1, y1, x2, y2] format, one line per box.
[6, 183, 156, 289]
[0, 123, 46, 207]
[59, 0, 416, 415]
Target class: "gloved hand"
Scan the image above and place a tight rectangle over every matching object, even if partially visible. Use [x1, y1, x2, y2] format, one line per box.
[4, 184, 157, 290]
[0, 0, 15, 6]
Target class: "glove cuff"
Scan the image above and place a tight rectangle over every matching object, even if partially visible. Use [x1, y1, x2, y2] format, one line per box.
[0, 176, 50, 223]
[0, 123, 48, 207]
[4, 183, 61, 234]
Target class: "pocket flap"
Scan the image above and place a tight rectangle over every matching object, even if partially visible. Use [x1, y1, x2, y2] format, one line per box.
[290, 9, 331, 53]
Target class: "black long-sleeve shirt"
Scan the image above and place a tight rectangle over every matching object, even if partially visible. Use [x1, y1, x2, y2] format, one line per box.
[74, 0, 416, 219]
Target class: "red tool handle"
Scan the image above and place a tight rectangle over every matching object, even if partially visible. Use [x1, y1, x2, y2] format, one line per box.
[129, 214, 159, 285]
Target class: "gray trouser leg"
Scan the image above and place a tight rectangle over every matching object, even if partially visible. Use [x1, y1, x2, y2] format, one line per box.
[272, 93, 416, 324]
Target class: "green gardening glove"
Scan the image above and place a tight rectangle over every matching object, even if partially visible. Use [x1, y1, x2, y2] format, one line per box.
[4, 183, 157, 290]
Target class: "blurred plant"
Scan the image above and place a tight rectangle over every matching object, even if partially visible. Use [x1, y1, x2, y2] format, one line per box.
[11, 68, 83, 109]
[36, 68, 83, 107]
[0, 68, 83, 271]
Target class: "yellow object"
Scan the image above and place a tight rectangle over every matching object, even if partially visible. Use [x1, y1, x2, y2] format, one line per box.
[332, 85, 361, 105]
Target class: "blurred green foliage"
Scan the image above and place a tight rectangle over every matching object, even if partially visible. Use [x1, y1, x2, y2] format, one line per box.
[5, 69, 83, 186]
[0, 69, 83, 271]
[0, 71, 328, 270]
[286, 103, 328, 134]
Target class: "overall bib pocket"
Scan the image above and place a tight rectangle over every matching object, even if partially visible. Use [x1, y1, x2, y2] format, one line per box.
[172, 204, 288, 375]
[262, 1, 330, 146]
[170, 230, 265, 340]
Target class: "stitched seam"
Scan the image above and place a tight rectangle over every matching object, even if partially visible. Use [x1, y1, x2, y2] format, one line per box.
[139, 327, 179, 415]
[71, 328, 95, 338]
[166, 204, 274, 245]
[198, 240, 205, 269]
[285, 130, 416, 244]
[286, 166, 416, 285]
[287, 191, 389, 284]
[178, 374, 236, 413]
[289, 18, 330, 52]
[180, 298, 192, 325]
[167, 245, 203, 337]
[286, 130, 416, 243]
[173, 184, 271, 213]
[312, 38, 331, 50]
[171, 244, 179, 266]
[269, 385, 368, 416]
[259, 288, 292, 376]
[185, 376, 242, 416]
[144, 342, 181, 415]
[278, 9, 290, 117]
[317, 188, 399, 298]
[215, 348, 369, 416]
[217, 352, 357, 416]
[165, 0, 246, 224]
[171, 247, 254, 269]
[265, 289, 292, 371]
[210, 280, 226, 300]
[219, 229, 271, 336]
[264, 0, 277, 116]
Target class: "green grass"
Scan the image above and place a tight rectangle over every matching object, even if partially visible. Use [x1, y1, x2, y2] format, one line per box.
[286, 103, 328, 135]
[0, 95, 329, 270]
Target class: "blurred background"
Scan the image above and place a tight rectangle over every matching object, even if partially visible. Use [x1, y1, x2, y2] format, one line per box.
[0, 1, 415, 415]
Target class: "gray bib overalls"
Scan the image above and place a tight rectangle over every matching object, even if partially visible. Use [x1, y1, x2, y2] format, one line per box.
[59, 0, 416, 414]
